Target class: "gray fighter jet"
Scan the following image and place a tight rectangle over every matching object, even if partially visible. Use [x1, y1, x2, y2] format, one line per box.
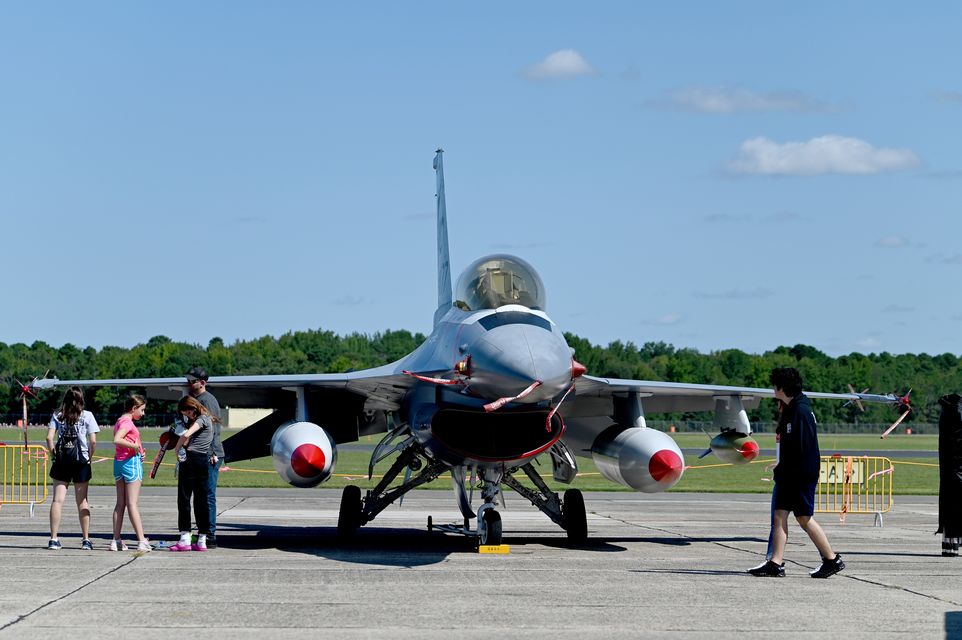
[33, 150, 897, 545]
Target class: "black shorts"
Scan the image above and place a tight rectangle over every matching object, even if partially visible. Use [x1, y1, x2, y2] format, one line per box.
[773, 481, 816, 517]
[50, 459, 93, 484]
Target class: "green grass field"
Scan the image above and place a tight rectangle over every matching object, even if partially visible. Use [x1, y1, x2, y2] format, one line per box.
[4, 428, 940, 495]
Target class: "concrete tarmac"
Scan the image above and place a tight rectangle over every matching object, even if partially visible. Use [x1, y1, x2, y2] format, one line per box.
[0, 487, 959, 639]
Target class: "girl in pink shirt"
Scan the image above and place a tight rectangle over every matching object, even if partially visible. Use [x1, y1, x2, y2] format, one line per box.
[111, 395, 150, 551]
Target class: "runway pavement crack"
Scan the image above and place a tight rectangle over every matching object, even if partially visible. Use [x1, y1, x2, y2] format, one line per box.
[0, 556, 140, 632]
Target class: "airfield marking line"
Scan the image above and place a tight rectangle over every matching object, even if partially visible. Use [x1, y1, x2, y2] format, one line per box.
[0, 555, 140, 632]
[892, 460, 939, 468]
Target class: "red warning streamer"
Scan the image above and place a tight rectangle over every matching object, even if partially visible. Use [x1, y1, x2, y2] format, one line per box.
[483, 380, 542, 412]
[402, 371, 463, 385]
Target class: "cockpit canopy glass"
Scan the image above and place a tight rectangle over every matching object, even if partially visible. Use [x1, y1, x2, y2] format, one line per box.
[454, 254, 546, 311]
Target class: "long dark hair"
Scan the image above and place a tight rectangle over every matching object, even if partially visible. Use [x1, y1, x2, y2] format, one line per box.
[56, 386, 85, 426]
[177, 395, 220, 423]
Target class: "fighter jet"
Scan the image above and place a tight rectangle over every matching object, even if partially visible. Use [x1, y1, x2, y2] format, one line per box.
[33, 150, 897, 545]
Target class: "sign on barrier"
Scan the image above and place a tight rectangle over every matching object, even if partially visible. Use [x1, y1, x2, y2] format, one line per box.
[815, 455, 893, 526]
[1, 445, 48, 514]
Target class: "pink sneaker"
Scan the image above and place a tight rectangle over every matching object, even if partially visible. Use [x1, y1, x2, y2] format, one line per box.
[168, 542, 192, 552]
[191, 542, 207, 552]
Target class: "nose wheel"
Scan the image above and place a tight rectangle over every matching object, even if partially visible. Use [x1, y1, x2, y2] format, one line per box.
[478, 508, 503, 546]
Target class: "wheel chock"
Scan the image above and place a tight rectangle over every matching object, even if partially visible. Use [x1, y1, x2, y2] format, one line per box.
[478, 544, 510, 554]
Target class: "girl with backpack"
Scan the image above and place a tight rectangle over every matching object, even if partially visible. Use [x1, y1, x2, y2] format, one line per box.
[45, 386, 100, 550]
[111, 394, 151, 551]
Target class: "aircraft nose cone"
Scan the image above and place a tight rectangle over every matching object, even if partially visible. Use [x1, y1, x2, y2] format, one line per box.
[467, 323, 571, 403]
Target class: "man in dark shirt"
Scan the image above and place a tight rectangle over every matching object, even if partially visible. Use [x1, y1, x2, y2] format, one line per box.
[749, 367, 845, 578]
[186, 366, 223, 549]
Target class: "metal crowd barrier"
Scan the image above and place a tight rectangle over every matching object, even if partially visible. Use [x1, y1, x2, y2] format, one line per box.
[815, 454, 893, 526]
[0, 445, 48, 516]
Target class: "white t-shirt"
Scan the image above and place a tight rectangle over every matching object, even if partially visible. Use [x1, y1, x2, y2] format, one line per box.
[49, 410, 100, 460]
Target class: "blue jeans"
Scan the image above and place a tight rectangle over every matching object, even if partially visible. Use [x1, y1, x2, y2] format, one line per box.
[207, 457, 222, 535]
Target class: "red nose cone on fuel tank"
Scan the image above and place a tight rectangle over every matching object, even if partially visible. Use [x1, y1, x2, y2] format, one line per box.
[740, 439, 760, 462]
[291, 443, 327, 479]
[649, 449, 684, 484]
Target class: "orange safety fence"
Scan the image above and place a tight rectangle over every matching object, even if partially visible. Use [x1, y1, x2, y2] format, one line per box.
[0, 445, 48, 513]
[815, 455, 893, 526]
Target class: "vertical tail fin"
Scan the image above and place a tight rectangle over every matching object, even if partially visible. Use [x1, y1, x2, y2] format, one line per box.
[433, 148, 452, 326]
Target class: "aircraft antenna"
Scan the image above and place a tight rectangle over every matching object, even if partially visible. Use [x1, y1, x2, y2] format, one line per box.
[433, 148, 452, 326]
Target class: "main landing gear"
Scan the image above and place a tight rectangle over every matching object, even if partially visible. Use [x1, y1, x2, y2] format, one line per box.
[502, 462, 588, 544]
[337, 436, 448, 541]
[429, 461, 589, 546]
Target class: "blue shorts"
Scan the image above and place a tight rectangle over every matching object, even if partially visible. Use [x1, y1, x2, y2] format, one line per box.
[114, 457, 143, 483]
[773, 481, 817, 517]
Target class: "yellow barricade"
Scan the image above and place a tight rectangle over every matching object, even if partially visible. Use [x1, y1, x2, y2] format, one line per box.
[0, 445, 48, 511]
[815, 455, 893, 526]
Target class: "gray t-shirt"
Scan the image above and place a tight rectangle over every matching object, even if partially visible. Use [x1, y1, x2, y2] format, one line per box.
[193, 391, 224, 457]
[185, 414, 215, 455]
[49, 410, 100, 460]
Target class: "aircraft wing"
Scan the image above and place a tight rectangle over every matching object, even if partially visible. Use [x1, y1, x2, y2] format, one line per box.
[31, 365, 415, 411]
[31, 365, 423, 454]
[570, 374, 895, 415]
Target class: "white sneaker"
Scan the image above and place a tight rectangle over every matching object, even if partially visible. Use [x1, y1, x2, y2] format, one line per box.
[136, 540, 152, 552]
[109, 539, 129, 551]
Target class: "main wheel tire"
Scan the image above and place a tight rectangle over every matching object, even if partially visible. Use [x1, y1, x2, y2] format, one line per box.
[480, 509, 503, 546]
[337, 485, 362, 541]
[563, 488, 588, 544]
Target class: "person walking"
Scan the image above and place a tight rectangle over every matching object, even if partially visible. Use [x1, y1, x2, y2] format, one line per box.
[111, 394, 151, 552]
[169, 395, 214, 552]
[46, 386, 100, 550]
[186, 366, 223, 548]
[748, 367, 845, 578]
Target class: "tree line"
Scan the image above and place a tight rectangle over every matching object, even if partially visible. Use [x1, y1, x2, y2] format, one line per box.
[2, 330, 959, 425]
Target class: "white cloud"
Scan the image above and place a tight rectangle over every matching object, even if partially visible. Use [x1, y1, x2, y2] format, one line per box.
[694, 288, 774, 300]
[704, 211, 801, 224]
[933, 91, 962, 104]
[662, 86, 832, 113]
[643, 313, 683, 325]
[728, 135, 920, 176]
[855, 337, 882, 350]
[882, 304, 914, 313]
[875, 235, 910, 248]
[523, 49, 597, 79]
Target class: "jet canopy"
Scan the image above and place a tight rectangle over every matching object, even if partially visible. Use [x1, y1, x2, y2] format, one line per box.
[454, 254, 546, 311]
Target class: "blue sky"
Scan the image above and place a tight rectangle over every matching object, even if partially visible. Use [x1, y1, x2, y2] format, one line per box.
[2, 2, 960, 357]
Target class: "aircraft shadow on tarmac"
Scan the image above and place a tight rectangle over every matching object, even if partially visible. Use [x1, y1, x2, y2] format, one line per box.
[946, 611, 962, 640]
[210, 523, 766, 564]
[214, 522, 631, 565]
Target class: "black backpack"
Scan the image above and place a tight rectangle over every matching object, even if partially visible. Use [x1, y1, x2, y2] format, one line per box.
[55, 417, 87, 464]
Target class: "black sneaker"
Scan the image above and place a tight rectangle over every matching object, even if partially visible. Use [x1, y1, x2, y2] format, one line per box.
[81, 539, 93, 551]
[47, 539, 62, 550]
[748, 560, 785, 577]
[810, 553, 845, 578]
[207, 535, 217, 549]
